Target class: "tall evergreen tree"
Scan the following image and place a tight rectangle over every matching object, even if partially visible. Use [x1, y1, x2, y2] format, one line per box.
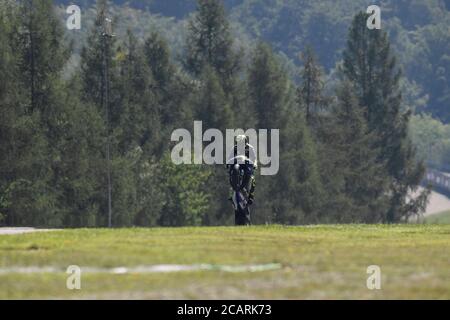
[297, 47, 321, 120]
[144, 32, 174, 90]
[17, 0, 69, 116]
[80, 0, 119, 121]
[196, 66, 233, 131]
[297, 46, 327, 128]
[12, 0, 72, 226]
[115, 30, 168, 226]
[79, 0, 131, 226]
[0, 1, 42, 225]
[185, 0, 240, 96]
[342, 12, 429, 222]
[17, 0, 109, 227]
[248, 42, 288, 130]
[277, 112, 324, 224]
[329, 81, 388, 222]
[144, 31, 194, 140]
[54, 76, 105, 227]
[118, 30, 160, 155]
[247, 42, 323, 224]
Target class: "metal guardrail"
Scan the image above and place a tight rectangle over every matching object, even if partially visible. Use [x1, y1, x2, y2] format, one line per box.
[425, 161, 450, 173]
[424, 169, 450, 196]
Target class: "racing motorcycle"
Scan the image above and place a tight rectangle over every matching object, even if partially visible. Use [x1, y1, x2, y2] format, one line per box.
[228, 160, 251, 226]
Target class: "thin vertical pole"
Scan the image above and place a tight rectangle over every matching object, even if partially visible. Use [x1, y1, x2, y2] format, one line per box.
[103, 32, 112, 228]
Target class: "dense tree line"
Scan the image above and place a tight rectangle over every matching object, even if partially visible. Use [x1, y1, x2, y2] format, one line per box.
[232, 0, 450, 123]
[0, 0, 428, 227]
[410, 114, 450, 172]
[53, 0, 450, 174]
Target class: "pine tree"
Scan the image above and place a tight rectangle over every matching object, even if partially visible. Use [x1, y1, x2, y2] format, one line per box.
[247, 41, 323, 224]
[297, 46, 327, 128]
[144, 32, 174, 90]
[342, 12, 429, 222]
[54, 77, 105, 227]
[329, 81, 388, 222]
[276, 112, 324, 224]
[196, 65, 233, 131]
[11, 0, 73, 226]
[14, 0, 111, 227]
[17, 0, 69, 116]
[248, 42, 289, 130]
[0, 1, 41, 225]
[185, 0, 240, 95]
[118, 30, 160, 155]
[79, 0, 130, 226]
[80, 0, 119, 123]
[144, 31, 193, 143]
[115, 30, 168, 226]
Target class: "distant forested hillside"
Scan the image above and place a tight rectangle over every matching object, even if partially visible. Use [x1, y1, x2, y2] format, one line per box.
[54, 0, 450, 121]
[55, 0, 242, 18]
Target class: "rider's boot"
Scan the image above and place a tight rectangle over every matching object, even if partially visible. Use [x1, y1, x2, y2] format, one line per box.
[248, 176, 256, 205]
[241, 176, 255, 205]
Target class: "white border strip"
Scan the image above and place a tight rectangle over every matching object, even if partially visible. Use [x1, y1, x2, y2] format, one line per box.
[0, 263, 282, 275]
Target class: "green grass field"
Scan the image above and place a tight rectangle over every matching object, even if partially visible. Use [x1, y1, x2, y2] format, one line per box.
[424, 210, 450, 224]
[0, 225, 449, 299]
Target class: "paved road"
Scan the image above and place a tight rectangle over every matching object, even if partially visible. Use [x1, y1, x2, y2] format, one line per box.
[425, 190, 450, 215]
[414, 188, 450, 216]
[0, 228, 58, 235]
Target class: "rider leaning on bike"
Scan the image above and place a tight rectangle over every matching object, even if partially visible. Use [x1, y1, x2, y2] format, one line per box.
[226, 135, 257, 205]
